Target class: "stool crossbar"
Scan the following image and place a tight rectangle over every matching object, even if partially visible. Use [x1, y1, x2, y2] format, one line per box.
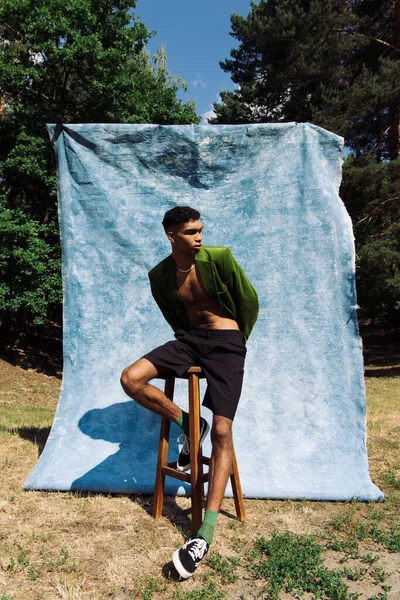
[152, 366, 246, 533]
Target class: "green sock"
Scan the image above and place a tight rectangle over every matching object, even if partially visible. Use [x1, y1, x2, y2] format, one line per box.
[176, 410, 190, 435]
[196, 510, 218, 545]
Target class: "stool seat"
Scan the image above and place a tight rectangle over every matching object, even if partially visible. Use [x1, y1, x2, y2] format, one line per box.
[152, 366, 246, 533]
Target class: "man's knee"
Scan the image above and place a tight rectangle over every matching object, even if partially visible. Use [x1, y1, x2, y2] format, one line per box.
[120, 365, 147, 396]
[211, 416, 233, 448]
[121, 356, 165, 394]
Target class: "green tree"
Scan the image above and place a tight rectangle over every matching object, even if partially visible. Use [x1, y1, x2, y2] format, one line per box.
[0, 0, 200, 346]
[210, 0, 358, 126]
[211, 0, 400, 322]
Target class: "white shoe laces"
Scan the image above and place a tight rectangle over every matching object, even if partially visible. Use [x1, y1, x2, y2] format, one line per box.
[186, 538, 208, 562]
[177, 433, 190, 456]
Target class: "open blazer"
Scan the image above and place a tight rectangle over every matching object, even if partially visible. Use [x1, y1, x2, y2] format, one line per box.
[148, 246, 259, 343]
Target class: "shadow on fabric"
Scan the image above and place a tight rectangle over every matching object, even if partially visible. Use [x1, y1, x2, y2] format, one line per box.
[71, 401, 188, 495]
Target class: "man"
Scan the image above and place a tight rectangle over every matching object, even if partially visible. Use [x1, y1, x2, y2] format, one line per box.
[120, 205, 258, 579]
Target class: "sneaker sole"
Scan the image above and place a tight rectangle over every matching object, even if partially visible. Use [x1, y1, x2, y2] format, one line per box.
[176, 420, 210, 472]
[172, 549, 193, 579]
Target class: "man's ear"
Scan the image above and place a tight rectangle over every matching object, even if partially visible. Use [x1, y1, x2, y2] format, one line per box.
[166, 230, 175, 243]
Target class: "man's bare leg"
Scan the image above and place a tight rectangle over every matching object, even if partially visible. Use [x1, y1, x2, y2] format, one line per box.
[120, 358, 182, 423]
[206, 415, 233, 512]
[194, 415, 233, 544]
[122, 363, 232, 515]
[172, 414, 233, 578]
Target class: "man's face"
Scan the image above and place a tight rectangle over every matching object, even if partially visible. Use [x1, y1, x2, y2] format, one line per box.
[167, 219, 203, 255]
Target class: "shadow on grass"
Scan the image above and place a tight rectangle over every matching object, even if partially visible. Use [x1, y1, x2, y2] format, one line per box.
[364, 366, 400, 377]
[360, 321, 400, 378]
[162, 561, 181, 582]
[134, 494, 196, 539]
[4, 425, 51, 456]
[0, 319, 63, 379]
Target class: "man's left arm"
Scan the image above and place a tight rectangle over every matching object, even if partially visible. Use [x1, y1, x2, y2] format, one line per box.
[223, 248, 259, 343]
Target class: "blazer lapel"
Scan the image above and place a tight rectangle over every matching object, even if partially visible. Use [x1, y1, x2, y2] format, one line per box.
[195, 249, 221, 307]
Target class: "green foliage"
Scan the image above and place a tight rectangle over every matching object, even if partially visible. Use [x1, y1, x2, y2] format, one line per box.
[211, 0, 358, 126]
[340, 566, 367, 581]
[207, 550, 239, 584]
[340, 155, 400, 320]
[382, 470, 400, 491]
[369, 592, 390, 600]
[129, 575, 167, 600]
[0, 197, 62, 324]
[0, 0, 199, 340]
[324, 508, 400, 554]
[5, 542, 75, 580]
[173, 577, 225, 600]
[246, 531, 358, 600]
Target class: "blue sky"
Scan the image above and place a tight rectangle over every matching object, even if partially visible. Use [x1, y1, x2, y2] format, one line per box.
[135, 0, 253, 123]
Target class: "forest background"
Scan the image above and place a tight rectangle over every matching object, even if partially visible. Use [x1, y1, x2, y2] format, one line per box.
[0, 0, 399, 349]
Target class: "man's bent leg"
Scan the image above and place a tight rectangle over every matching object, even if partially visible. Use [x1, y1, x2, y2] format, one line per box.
[120, 358, 183, 423]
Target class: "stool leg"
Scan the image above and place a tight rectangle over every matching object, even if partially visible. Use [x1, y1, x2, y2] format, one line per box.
[152, 377, 175, 520]
[188, 373, 203, 534]
[230, 446, 246, 521]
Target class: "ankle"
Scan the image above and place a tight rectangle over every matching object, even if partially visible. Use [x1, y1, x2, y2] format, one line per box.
[176, 410, 190, 435]
[196, 510, 218, 545]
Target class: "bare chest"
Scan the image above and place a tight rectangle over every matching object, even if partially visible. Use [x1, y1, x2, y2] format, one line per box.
[176, 268, 209, 306]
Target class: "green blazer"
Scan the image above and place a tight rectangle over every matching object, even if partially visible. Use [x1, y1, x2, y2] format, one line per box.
[148, 246, 259, 343]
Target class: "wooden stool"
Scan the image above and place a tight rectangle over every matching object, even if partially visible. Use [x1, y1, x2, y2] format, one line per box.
[152, 366, 246, 533]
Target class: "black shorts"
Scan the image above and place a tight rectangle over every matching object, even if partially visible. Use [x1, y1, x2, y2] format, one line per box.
[143, 328, 247, 421]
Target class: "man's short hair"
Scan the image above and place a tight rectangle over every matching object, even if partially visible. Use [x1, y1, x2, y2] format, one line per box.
[162, 206, 200, 232]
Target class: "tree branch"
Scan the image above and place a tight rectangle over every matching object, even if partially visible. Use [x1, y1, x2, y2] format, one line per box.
[356, 196, 400, 227]
[333, 28, 400, 53]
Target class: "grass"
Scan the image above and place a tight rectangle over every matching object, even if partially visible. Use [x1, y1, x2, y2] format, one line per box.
[0, 340, 399, 599]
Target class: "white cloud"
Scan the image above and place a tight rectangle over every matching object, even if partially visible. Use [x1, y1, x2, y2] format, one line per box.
[201, 93, 222, 124]
[192, 74, 208, 89]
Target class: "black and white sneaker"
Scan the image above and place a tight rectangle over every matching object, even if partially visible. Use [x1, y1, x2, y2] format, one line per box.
[172, 537, 209, 579]
[176, 417, 210, 472]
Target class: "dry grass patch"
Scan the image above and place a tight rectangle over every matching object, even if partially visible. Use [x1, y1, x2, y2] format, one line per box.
[0, 354, 399, 599]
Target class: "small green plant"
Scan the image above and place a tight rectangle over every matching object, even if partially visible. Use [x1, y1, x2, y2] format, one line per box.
[369, 593, 389, 600]
[207, 550, 239, 584]
[27, 565, 41, 581]
[366, 507, 386, 523]
[129, 577, 167, 600]
[370, 566, 388, 584]
[341, 566, 367, 581]
[48, 546, 70, 571]
[32, 531, 54, 543]
[360, 552, 380, 564]
[231, 537, 247, 553]
[173, 575, 225, 600]
[326, 536, 360, 557]
[6, 544, 30, 573]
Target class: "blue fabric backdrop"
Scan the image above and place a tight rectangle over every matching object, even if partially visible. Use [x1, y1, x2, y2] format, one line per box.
[25, 123, 383, 500]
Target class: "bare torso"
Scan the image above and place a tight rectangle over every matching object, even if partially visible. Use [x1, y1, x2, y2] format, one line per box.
[176, 267, 239, 330]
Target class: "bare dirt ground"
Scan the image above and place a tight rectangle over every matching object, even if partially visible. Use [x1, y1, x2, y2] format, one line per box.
[0, 319, 399, 599]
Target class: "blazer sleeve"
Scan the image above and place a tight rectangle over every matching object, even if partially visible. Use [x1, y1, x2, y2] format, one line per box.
[223, 248, 259, 342]
[148, 274, 178, 332]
